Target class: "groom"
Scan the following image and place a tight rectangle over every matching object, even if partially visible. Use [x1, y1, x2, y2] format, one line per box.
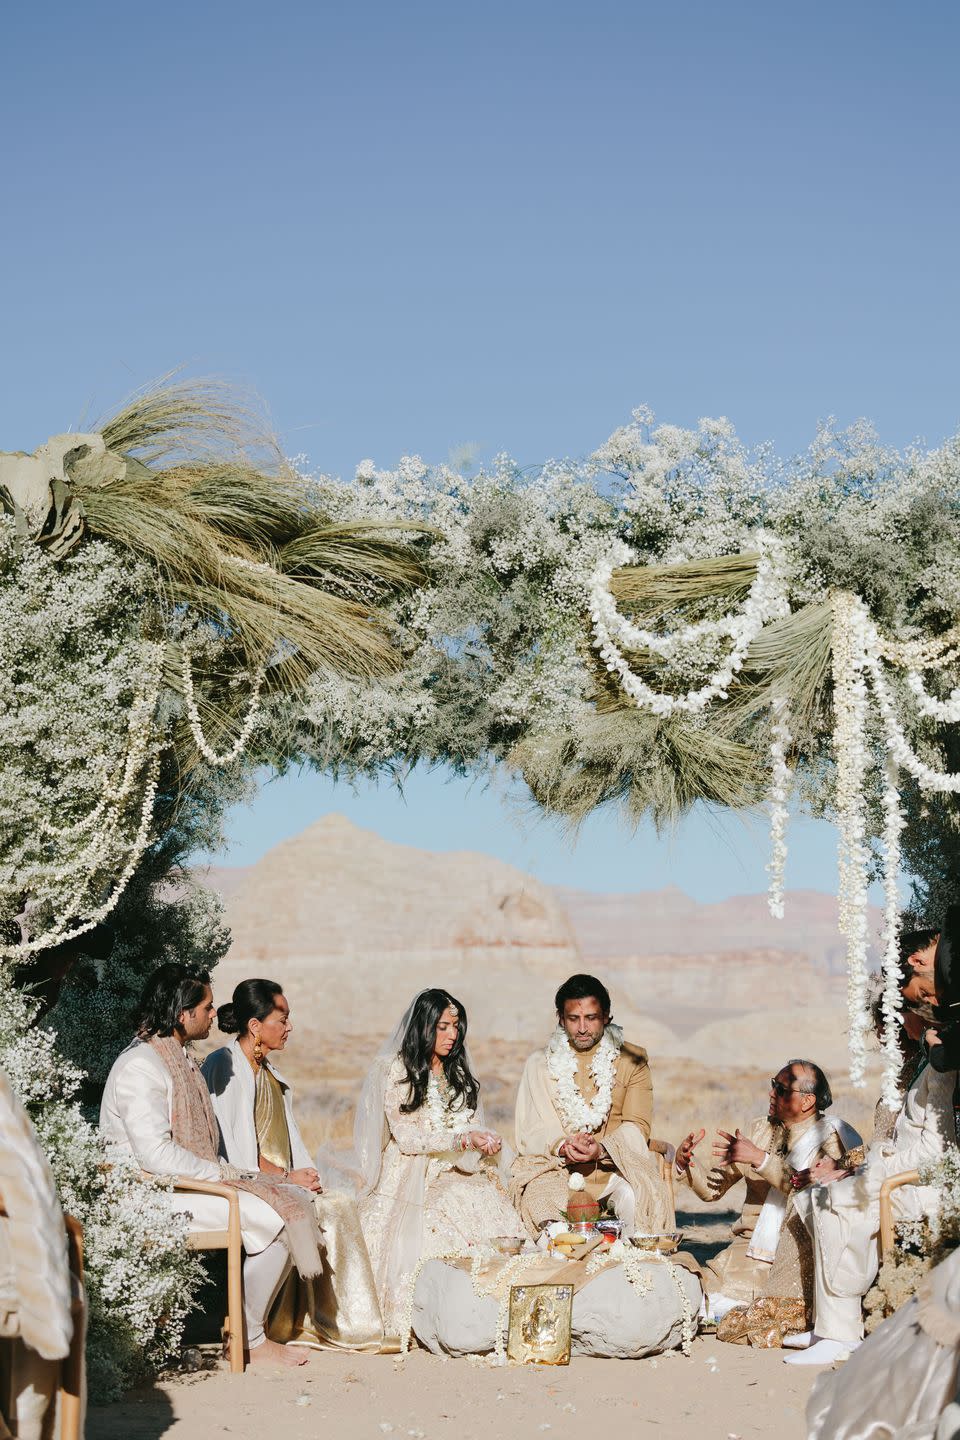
[510, 973, 673, 1237]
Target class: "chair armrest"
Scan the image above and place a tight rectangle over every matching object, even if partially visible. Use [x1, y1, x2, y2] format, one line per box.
[879, 1170, 921, 1259]
[648, 1139, 668, 1156]
[170, 1177, 239, 1202]
[63, 1214, 84, 1282]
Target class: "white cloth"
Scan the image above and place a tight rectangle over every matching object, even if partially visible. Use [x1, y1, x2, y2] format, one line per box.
[795, 1065, 955, 1345]
[201, 1040, 313, 1172]
[748, 1115, 861, 1264]
[243, 1240, 291, 1349]
[807, 1245, 960, 1439]
[598, 1173, 637, 1236]
[0, 1068, 73, 1362]
[100, 1039, 282, 1255]
[411, 1259, 702, 1359]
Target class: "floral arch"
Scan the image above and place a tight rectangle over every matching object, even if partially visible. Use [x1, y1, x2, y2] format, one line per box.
[3, 387, 960, 1393]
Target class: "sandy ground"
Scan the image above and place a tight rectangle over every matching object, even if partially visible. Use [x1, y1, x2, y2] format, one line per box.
[89, 1201, 825, 1440]
[91, 1018, 872, 1439]
[88, 1331, 819, 1440]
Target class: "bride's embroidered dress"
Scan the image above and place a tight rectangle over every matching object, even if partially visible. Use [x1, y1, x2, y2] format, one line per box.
[511, 1023, 673, 1235]
[358, 1058, 524, 1333]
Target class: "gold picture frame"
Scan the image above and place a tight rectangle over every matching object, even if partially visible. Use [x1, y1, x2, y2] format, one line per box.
[506, 1283, 573, 1366]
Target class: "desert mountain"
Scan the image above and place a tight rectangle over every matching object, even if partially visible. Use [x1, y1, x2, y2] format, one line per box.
[202, 814, 867, 1071]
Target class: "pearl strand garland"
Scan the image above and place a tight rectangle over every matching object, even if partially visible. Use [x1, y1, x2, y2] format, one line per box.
[765, 698, 793, 920]
[1, 746, 161, 958]
[587, 531, 790, 717]
[831, 593, 872, 1087]
[879, 758, 906, 1109]
[180, 647, 265, 767]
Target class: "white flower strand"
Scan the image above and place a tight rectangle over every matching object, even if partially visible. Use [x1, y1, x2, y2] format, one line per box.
[424, 1070, 474, 1138]
[0, 746, 161, 959]
[545, 1023, 623, 1132]
[879, 758, 906, 1109]
[903, 669, 960, 724]
[181, 647, 265, 766]
[765, 698, 793, 920]
[587, 531, 790, 717]
[867, 651, 960, 793]
[831, 593, 873, 1087]
[41, 643, 164, 839]
[2, 637, 166, 959]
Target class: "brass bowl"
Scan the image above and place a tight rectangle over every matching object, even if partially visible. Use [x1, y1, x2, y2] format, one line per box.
[629, 1231, 684, 1254]
[490, 1235, 524, 1257]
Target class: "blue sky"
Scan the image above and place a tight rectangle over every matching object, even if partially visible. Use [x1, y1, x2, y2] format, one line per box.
[3, 2, 957, 898]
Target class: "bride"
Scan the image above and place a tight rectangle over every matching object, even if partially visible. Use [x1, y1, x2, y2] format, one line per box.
[335, 989, 525, 1333]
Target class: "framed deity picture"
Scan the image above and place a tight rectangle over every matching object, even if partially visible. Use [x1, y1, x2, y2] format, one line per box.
[506, 1283, 573, 1366]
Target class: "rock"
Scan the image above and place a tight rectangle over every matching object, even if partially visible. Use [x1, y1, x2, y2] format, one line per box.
[410, 1259, 702, 1360]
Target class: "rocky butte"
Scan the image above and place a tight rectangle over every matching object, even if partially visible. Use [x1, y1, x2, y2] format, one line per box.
[203, 814, 874, 1068]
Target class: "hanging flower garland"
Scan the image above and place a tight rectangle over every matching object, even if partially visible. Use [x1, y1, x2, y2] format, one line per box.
[831, 593, 874, 1087]
[587, 531, 790, 717]
[0, 639, 166, 960]
[180, 646, 266, 768]
[879, 757, 906, 1109]
[592, 545, 960, 1098]
[424, 1069, 475, 1137]
[765, 698, 793, 920]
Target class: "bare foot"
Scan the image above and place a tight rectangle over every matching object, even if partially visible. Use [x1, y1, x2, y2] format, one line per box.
[247, 1339, 309, 1367]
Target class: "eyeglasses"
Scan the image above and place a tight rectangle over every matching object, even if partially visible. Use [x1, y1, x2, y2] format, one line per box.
[770, 1078, 807, 1098]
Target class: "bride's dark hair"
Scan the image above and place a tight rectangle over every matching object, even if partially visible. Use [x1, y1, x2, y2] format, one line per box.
[399, 988, 479, 1116]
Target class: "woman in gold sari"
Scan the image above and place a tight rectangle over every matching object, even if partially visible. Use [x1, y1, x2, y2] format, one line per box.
[202, 979, 383, 1352]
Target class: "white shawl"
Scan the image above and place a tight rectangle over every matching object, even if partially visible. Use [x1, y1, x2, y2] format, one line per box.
[201, 1039, 313, 1172]
[748, 1114, 862, 1264]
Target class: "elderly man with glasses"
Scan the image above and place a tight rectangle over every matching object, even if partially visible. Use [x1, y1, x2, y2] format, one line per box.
[674, 1061, 862, 1339]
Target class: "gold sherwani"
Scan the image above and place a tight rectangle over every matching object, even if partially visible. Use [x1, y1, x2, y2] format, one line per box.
[684, 1113, 846, 1305]
[511, 1037, 672, 1235]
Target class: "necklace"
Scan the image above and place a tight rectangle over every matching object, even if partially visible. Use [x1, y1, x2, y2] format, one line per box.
[545, 1024, 623, 1132]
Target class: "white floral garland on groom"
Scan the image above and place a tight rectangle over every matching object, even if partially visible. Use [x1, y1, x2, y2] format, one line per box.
[546, 1022, 623, 1132]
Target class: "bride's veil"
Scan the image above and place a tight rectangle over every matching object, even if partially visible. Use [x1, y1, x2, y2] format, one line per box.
[315, 989, 491, 1195]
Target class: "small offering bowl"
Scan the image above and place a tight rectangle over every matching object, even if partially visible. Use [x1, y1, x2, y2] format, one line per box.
[595, 1219, 623, 1244]
[629, 1231, 683, 1254]
[489, 1235, 524, 1257]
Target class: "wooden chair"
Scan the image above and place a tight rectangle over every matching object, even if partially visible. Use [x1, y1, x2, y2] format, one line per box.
[171, 1178, 245, 1374]
[878, 1169, 921, 1260]
[0, 1201, 83, 1440]
[60, 1214, 84, 1440]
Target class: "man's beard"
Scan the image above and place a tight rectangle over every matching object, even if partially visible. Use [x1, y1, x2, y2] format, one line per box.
[569, 1032, 602, 1051]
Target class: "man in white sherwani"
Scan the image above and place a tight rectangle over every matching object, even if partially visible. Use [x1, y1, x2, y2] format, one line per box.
[786, 1057, 956, 1367]
[100, 964, 306, 1367]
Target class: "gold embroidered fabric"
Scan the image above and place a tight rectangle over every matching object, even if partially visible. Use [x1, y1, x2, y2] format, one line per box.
[254, 1065, 292, 1172]
[268, 1191, 384, 1352]
[716, 1296, 807, 1348]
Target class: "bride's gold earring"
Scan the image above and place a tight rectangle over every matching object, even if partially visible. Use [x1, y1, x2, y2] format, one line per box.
[253, 1029, 263, 1063]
